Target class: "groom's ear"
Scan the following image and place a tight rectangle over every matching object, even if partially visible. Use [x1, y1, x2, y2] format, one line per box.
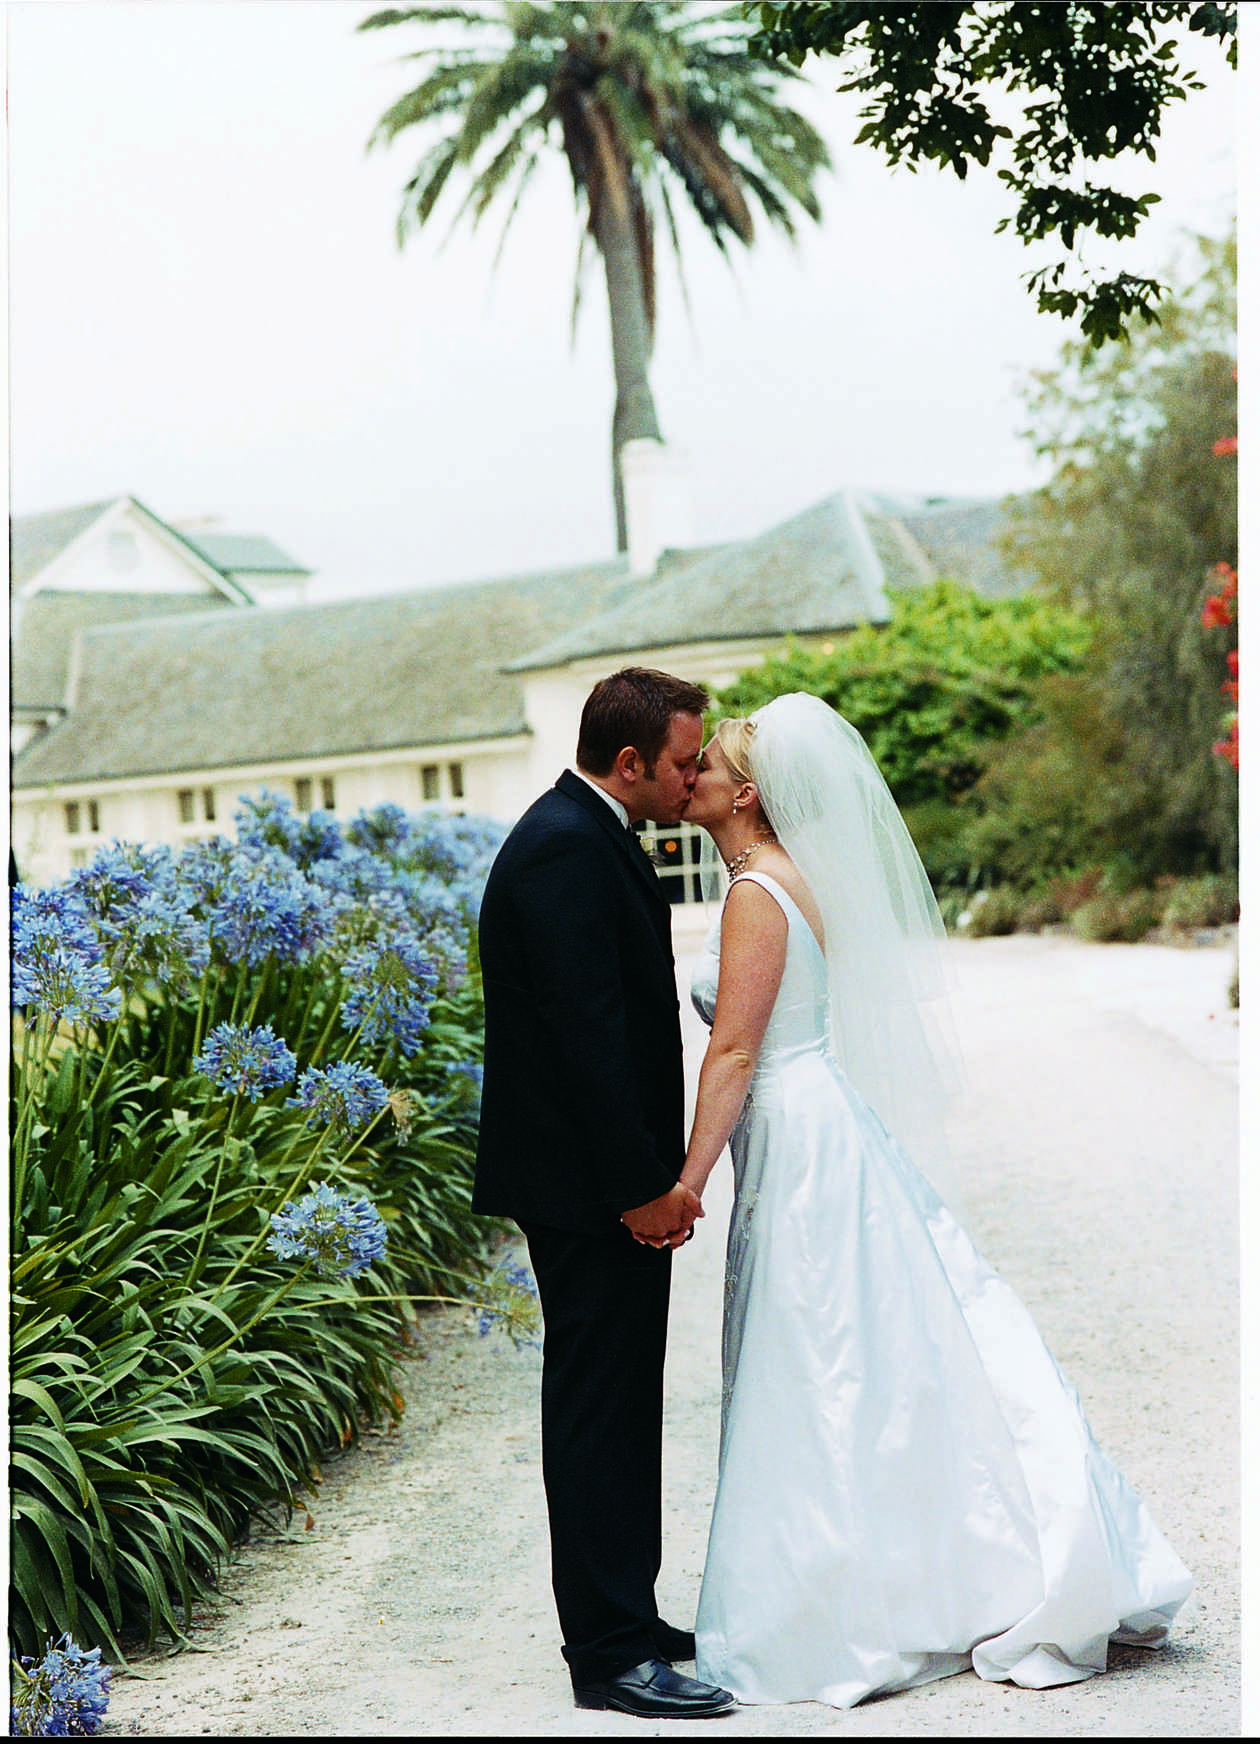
[614, 744, 645, 783]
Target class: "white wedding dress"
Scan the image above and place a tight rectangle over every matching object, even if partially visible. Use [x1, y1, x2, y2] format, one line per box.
[691, 871, 1192, 1709]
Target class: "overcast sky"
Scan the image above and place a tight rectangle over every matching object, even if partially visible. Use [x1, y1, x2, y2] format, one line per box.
[5, 0, 1241, 601]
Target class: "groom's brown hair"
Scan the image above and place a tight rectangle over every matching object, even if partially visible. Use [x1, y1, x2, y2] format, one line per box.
[576, 667, 709, 777]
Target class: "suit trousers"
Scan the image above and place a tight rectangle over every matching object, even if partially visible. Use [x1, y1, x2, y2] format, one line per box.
[519, 1217, 674, 1686]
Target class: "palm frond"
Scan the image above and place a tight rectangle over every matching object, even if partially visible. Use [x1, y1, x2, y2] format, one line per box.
[657, 179, 698, 338]
[397, 136, 462, 238]
[487, 146, 546, 275]
[358, 6, 500, 35]
[454, 46, 554, 164]
[367, 60, 498, 149]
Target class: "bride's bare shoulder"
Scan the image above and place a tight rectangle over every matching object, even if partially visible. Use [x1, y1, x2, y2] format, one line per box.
[756, 849, 825, 949]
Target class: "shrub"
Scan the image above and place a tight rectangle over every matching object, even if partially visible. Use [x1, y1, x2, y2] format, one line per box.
[959, 885, 1023, 937]
[1015, 890, 1064, 932]
[1161, 873, 1240, 930]
[717, 579, 1092, 814]
[1070, 888, 1165, 943]
[8, 797, 532, 1662]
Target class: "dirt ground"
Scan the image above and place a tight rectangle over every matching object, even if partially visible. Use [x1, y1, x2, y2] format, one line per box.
[101, 929, 1243, 1739]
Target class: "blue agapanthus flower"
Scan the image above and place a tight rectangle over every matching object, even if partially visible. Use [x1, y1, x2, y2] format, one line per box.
[9, 1632, 111, 1737]
[11, 884, 101, 966]
[339, 935, 439, 1057]
[233, 788, 303, 856]
[474, 1256, 541, 1349]
[65, 842, 157, 923]
[207, 845, 331, 966]
[193, 1022, 297, 1100]
[108, 885, 211, 991]
[446, 1058, 484, 1103]
[345, 802, 412, 857]
[267, 1182, 388, 1279]
[288, 1061, 389, 1133]
[11, 888, 120, 1027]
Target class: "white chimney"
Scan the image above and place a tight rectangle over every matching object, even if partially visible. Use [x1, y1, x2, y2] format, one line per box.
[621, 439, 695, 579]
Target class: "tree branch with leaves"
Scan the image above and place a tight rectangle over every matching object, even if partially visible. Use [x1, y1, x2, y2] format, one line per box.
[742, 1, 1236, 344]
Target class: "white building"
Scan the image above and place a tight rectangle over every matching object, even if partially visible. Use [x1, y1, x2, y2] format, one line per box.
[10, 480, 1024, 895]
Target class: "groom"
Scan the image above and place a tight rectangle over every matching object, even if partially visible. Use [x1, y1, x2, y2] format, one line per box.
[474, 668, 735, 1720]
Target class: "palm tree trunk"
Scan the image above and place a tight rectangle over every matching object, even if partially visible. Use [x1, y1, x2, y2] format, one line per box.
[592, 194, 663, 552]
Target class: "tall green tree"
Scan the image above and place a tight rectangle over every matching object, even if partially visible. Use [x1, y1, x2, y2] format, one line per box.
[997, 227, 1238, 878]
[743, 2, 1237, 344]
[359, 2, 830, 549]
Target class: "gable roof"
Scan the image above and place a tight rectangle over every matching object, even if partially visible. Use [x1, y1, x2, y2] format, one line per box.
[12, 560, 633, 787]
[867, 493, 1032, 598]
[10, 486, 1034, 791]
[9, 501, 117, 589]
[175, 531, 312, 578]
[11, 590, 240, 714]
[508, 491, 894, 672]
[9, 497, 316, 715]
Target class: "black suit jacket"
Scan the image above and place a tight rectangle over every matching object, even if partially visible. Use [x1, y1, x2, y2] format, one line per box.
[472, 770, 684, 1234]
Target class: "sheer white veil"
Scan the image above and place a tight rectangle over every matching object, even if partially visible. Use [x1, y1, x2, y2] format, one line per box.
[714, 692, 967, 1214]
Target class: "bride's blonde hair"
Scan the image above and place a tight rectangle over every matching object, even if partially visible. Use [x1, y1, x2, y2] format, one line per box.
[711, 716, 756, 786]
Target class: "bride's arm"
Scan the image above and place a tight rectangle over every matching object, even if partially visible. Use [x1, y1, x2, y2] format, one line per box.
[679, 882, 787, 1200]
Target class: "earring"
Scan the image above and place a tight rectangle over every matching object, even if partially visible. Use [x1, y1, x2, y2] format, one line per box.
[732, 799, 739, 815]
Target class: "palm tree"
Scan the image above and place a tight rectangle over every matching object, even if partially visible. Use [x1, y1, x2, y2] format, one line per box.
[359, 2, 830, 551]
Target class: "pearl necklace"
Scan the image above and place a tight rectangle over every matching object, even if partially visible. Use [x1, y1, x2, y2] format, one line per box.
[725, 839, 773, 883]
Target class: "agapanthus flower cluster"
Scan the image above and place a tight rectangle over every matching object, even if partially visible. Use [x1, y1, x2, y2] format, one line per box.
[446, 1058, 484, 1104]
[193, 1022, 297, 1100]
[71, 843, 212, 994]
[9, 1633, 111, 1737]
[11, 887, 121, 1029]
[267, 1182, 388, 1279]
[207, 844, 331, 967]
[288, 1061, 389, 1133]
[234, 788, 305, 857]
[66, 842, 157, 924]
[344, 802, 412, 857]
[234, 790, 345, 871]
[174, 834, 236, 908]
[474, 1255, 541, 1349]
[339, 935, 439, 1056]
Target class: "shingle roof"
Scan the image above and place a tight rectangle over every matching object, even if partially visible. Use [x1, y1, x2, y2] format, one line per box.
[11, 487, 1032, 790]
[12, 561, 633, 786]
[869, 493, 1031, 598]
[508, 492, 892, 672]
[9, 501, 116, 588]
[176, 531, 312, 577]
[11, 591, 240, 712]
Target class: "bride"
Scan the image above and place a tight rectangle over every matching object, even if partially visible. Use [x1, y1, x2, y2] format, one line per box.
[672, 691, 1191, 1709]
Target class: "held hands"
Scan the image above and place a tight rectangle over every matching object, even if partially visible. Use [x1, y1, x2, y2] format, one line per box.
[622, 1181, 704, 1250]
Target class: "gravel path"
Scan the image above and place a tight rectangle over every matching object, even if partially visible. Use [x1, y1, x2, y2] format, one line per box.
[104, 931, 1242, 1738]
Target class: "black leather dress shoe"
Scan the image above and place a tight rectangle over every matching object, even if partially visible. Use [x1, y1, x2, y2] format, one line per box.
[573, 1658, 736, 1718]
[651, 1620, 697, 1663]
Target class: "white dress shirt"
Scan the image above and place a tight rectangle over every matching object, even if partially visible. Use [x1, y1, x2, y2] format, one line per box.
[570, 767, 631, 830]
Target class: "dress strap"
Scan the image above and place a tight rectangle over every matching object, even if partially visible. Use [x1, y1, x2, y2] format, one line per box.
[729, 870, 796, 924]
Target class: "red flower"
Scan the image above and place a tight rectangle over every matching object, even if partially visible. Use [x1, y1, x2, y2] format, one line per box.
[1202, 595, 1233, 629]
[1227, 650, 1239, 679]
[1213, 722, 1240, 771]
[1212, 435, 1238, 457]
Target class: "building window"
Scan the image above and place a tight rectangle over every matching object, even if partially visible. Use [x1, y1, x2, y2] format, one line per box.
[294, 777, 313, 813]
[88, 799, 101, 833]
[320, 776, 336, 812]
[448, 761, 465, 800]
[177, 789, 196, 824]
[420, 763, 440, 802]
[640, 822, 706, 906]
[64, 801, 81, 835]
[202, 788, 216, 824]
